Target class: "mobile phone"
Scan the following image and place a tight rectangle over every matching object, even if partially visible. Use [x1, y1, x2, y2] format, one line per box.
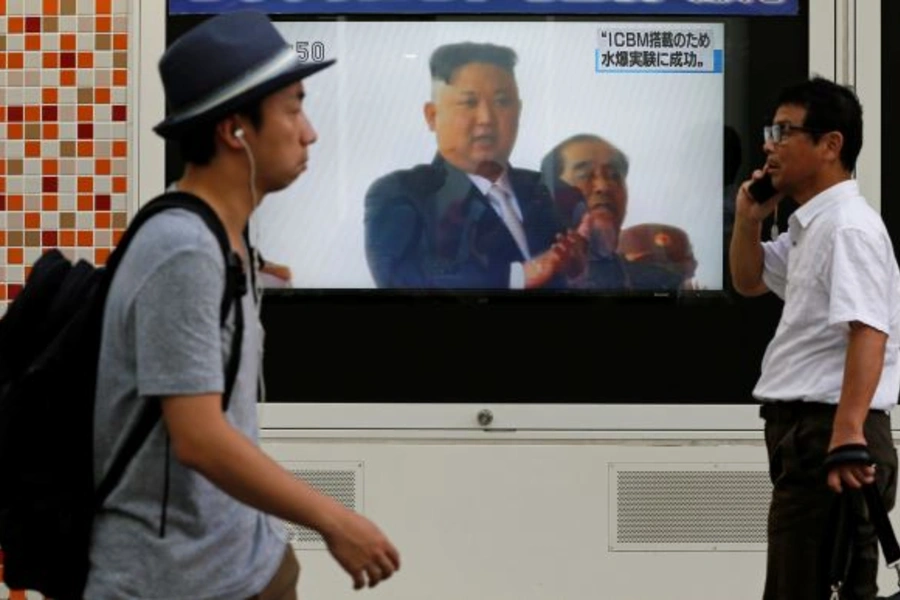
[748, 172, 777, 203]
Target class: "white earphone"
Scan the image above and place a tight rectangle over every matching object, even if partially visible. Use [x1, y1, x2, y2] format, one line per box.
[232, 121, 265, 399]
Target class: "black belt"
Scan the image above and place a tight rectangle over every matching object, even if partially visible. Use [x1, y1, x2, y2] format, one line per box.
[759, 400, 889, 422]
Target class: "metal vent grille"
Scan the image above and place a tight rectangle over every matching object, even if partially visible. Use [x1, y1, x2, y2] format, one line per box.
[278, 462, 363, 549]
[610, 464, 771, 551]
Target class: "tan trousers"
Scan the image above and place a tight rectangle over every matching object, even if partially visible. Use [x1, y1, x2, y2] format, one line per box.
[249, 545, 300, 600]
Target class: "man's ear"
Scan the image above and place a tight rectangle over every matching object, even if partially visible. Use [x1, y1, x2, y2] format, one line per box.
[821, 130, 844, 164]
[423, 102, 437, 132]
[217, 118, 245, 149]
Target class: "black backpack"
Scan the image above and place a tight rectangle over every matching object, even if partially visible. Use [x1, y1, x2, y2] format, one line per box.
[0, 191, 246, 599]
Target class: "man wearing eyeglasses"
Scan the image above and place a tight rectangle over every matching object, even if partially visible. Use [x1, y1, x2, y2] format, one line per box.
[730, 77, 900, 600]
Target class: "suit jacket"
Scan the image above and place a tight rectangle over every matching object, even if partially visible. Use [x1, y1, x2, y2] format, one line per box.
[570, 255, 684, 292]
[364, 155, 564, 289]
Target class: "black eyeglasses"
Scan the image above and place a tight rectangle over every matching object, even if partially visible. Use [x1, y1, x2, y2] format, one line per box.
[763, 122, 824, 144]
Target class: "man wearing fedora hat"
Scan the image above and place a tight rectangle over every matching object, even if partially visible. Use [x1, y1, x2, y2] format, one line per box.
[88, 11, 399, 599]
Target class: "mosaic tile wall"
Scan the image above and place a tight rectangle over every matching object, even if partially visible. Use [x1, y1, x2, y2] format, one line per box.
[0, 0, 132, 593]
[0, 0, 131, 315]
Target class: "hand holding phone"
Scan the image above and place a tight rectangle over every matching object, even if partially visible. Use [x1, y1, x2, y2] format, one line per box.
[748, 172, 777, 203]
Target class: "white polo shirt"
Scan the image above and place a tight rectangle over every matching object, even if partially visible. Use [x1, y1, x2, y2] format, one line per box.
[754, 179, 900, 410]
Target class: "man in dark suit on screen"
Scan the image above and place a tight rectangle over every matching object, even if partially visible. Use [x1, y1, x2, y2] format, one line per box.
[364, 42, 585, 289]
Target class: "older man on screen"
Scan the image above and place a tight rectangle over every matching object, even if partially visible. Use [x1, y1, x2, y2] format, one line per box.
[541, 134, 690, 291]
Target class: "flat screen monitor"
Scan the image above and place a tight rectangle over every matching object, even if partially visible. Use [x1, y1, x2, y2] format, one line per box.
[166, 1, 810, 404]
[255, 20, 724, 292]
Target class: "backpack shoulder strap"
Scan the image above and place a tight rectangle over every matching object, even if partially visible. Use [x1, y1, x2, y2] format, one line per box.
[109, 191, 245, 404]
[108, 191, 246, 325]
[95, 191, 246, 506]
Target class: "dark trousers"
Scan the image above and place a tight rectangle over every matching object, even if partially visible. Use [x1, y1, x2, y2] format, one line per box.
[761, 402, 897, 600]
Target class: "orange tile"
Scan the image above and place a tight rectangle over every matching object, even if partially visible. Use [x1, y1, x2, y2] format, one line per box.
[24, 106, 40, 122]
[9, 17, 24, 34]
[8, 195, 23, 210]
[8, 52, 24, 69]
[96, 212, 111, 228]
[77, 141, 93, 157]
[113, 69, 127, 86]
[61, 34, 76, 51]
[95, 158, 111, 175]
[112, 177, 127, 194]
[43, 158, 59, 175]
[113, 34, 127, 50]
[0, 0, 6, 15]
[44, 0, 59, 13]
[0, 161, 5, 175]
[8, 248, 24, 265]
[43, 123, 59, 138]
[112, 141, 127, 157]
[96, 15, 111, 32]
[24, 142, 40, 157]
[78, 177, 93, 193]
[60, 70, 76, 86]
[95, 87, 111, 104]
[25, 35, 41, 51]
[8, 123, 23, 139]
[42, 194, 58, 211]
[0, 231, 5, 245]
[0, 106, 5, 122]
[96, 0, 111, 14]
[95, 247, 111, 265]
[113, 229, 124, 245]
[60, 230, 75, 246]
[0, 285, 6, 301]
[0, 177, 4, 193]
[77, 52, 93, 69]
[77, 231, 93, 247]
[77, 194, 92, 210]
[43, 52, 58, 68]
[77, 105, 93, 121]
[43, 87, 58, 103]
[24, 212, 40, 229]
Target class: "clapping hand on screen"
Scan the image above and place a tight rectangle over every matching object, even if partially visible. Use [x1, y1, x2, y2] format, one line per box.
[524, 229, 588, 288]
[554, 229, 589, 278]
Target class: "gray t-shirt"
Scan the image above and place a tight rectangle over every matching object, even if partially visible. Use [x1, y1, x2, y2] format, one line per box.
[86, 208, 286, 599]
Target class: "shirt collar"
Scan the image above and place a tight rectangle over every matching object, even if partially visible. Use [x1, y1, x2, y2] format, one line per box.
[467, 170, 513, 199]
[789, 179, 858, 231]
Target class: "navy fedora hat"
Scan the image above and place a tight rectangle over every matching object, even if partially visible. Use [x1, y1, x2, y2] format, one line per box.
[154, 11, 335, 139]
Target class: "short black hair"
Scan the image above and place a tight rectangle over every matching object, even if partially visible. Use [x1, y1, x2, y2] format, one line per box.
[775, 76, 863, 172]
[177, 99, 265, 166]
[541, 133, 629, 183]
[429, 42, 517, 84]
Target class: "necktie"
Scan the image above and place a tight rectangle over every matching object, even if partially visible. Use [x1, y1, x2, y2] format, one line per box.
[487, 185, 530, 259]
